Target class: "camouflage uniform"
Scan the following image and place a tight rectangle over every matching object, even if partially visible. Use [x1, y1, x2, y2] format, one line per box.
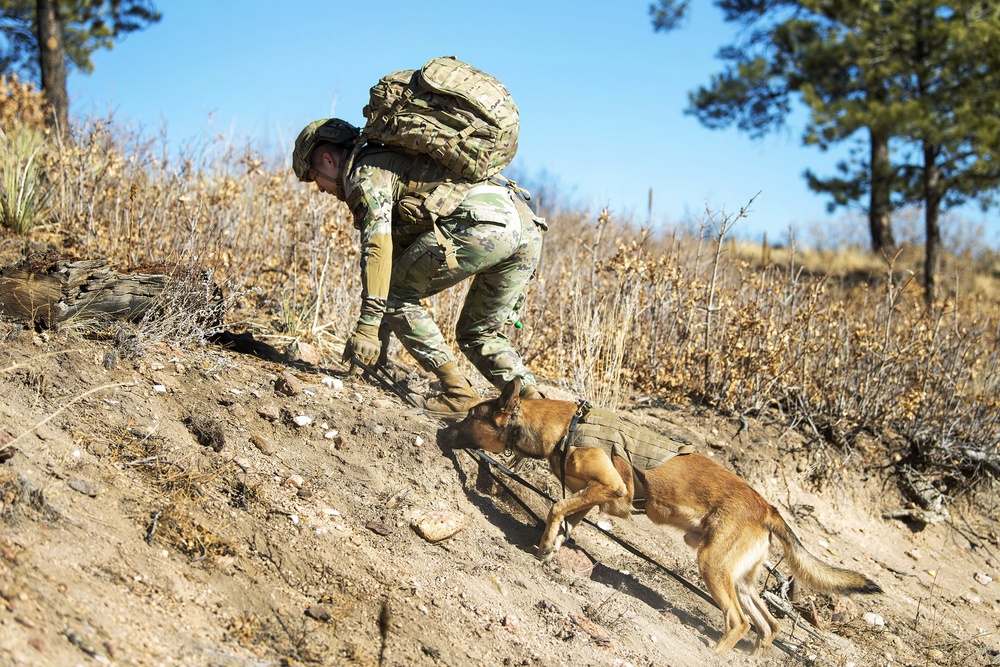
[344, 146, 545, 390]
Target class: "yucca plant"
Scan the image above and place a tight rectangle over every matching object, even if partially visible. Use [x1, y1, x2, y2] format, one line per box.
[0, 123, 51, 234]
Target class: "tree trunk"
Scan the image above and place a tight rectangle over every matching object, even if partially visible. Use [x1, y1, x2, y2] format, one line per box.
[869, 127, 895, 254]
[923, 144, 942, 307]
[36, 0, 69, 134]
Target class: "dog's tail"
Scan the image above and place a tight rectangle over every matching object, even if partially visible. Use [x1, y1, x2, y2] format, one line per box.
[766, 510, 882, 595]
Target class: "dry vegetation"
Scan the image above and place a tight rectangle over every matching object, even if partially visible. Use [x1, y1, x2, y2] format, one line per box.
[3, 75, 999, 502]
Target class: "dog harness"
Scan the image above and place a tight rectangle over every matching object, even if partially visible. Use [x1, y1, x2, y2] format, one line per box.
[559, 401, 694, 510]
[562, 401, 694, 471]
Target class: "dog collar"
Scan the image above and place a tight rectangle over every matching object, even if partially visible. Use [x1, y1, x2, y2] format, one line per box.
[557, 400, 591, 496]
[501, 398, 522, 457]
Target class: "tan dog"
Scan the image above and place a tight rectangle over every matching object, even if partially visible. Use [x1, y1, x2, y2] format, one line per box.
[440, 378, 882, 656]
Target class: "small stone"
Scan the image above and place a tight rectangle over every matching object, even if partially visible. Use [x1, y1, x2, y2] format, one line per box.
[228, 403, 247, 418]
[322, 377, 344, 390]
[414, 436, 424, 447]
[249, 434, 275, 455]
[502, 614, 519, 629]
[67, 478, 98, 497]
[412, 510, 468, 542]
[551, 546, 594, 577]
[863, 612, 885, 627]
[287, 341, 321, 366]
[373, 425, 386, 436]
[324, 429, 339, 440]
[275, 372, 302, 396]
[975, 572, 993, 586]
[366, 521, 392, 536]
[284, 475, 305, 488]
[305, 605, 333, 623]
[256, 405, 281, 422]
[905, 550, 921, 561]
[292, 415, 312, 427]
[152, 384, 167, 393]
[297, 487, 312, 499]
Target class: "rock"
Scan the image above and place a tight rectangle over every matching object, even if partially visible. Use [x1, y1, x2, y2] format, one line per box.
[321, 376, 344, 390]
[275, 372, 302, 396]
[249, 434, 275, 455]
[412, 510, 468, 542]
[366, 521, 392, 536]
[152, 384, 167, 393]
[67, 478, 98, 497]
[551, 546, 594, 577]
[414, 436, 424, 447]
[831, 596, 860, 623]
[292, 415, 312, 427]
[228, 403, 247, 418]
[324, 429, 339, 440]
[305, 605, 333, 622]
[287, 341, 321, 366]
[284, 475, 305, 488]
[256, 404, 281, 422]
[862, 612, 885, 627]
[975, 572, 993, 586]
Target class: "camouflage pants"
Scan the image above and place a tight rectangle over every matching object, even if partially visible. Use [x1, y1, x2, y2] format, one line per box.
[383, 184, 543, 390]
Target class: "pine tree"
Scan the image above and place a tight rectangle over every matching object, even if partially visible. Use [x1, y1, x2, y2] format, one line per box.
[652, 1, 1000, 303]
[0, 0, 160, 133]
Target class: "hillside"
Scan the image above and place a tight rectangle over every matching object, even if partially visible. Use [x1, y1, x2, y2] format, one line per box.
[1, 317, 998, 667]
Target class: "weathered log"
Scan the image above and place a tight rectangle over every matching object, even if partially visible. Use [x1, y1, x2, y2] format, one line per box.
[0, 255, 223, 328]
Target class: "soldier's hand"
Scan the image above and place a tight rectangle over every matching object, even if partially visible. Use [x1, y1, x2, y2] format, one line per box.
[343, 323, 381, 367]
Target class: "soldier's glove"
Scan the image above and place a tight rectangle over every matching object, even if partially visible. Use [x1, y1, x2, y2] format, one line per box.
[343, 323, 381, 368]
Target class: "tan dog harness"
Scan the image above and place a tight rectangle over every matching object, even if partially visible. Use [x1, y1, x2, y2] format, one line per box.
[567, 404, 694, 471]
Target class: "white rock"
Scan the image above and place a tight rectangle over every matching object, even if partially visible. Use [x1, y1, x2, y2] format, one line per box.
[975, 572, 993, 586]
[373, 425, 386, 436]
[597, 520, 613, 531]
[293, 415, 312, 427]
[863, 612, 885, 627]
[324, 430, 339, 440]
[284, 475, 304, 488]
[290, 514, 299, 525]
[152, 384, 167, 393]
[414, 436, 424, 447]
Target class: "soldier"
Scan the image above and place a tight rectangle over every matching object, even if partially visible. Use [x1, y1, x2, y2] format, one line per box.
[292, 118, 545, 417]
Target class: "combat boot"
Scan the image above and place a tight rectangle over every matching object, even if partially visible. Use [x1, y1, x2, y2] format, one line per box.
[520, 384, 544, 400]
[416, 362, 481, 419]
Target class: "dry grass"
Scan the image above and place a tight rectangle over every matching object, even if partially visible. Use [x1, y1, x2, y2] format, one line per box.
[1, 81, 998, 492]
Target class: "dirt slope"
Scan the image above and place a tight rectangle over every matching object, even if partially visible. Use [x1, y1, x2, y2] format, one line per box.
[1, 321, 998, 667]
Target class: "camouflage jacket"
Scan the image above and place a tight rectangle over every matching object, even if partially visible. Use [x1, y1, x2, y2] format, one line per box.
[343, 145, 480, 328]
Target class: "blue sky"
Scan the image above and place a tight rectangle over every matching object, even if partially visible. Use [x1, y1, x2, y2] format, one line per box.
[66, 1, 997, 246]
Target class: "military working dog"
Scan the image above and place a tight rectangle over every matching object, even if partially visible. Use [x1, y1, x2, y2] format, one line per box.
[440, 378, 882, 656]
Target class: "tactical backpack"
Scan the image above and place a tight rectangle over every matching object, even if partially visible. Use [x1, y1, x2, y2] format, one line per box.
[347, 56, 519, 183]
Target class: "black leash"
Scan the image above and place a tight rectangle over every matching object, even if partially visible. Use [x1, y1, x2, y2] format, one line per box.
[466, 447, 808, 662]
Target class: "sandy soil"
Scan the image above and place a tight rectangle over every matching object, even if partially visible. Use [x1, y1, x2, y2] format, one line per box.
[1, 320, 998, 667]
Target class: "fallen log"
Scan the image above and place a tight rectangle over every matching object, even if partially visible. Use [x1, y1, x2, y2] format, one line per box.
[0, 254, 223, 328]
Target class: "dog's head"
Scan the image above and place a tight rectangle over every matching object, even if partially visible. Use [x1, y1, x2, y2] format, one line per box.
[437, 378, 524, 454]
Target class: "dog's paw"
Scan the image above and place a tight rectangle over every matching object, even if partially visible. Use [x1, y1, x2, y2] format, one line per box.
[536, 544, 556, 562]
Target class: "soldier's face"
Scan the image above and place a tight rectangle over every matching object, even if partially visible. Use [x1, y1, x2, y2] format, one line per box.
[310, 148, 346, 201]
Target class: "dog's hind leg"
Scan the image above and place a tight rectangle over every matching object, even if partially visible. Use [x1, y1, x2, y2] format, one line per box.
[740, 581, 780, 657]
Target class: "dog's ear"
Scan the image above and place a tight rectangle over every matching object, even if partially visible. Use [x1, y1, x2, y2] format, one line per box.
[499, 378, 522, 413]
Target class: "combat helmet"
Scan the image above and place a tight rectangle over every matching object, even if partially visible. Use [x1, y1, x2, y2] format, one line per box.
[293, 118, 360, 182]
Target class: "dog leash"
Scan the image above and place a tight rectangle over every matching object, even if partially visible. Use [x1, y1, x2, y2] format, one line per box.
[466, 447, 808, 662]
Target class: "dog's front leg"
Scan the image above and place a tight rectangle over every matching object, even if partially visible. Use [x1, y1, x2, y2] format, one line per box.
[537, 448, 627, 561]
